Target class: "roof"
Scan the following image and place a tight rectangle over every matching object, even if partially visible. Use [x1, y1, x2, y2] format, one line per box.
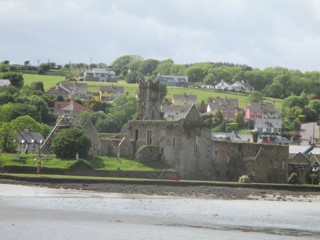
[172, 94, 197, 103]
[208, 97, 238, 111]
[254, 118, 282, 128]
[17, 131, 45, 144]
[248, 102, 276, 113]
[0, 79, 10, 87]
[184, 104, 202, 121]
[59, 81, 88, 91]
[46, 86, 69, 95]
[54, 101, 93, 113]
[100, 85, 124, 92]
[161, 105, 190, 113]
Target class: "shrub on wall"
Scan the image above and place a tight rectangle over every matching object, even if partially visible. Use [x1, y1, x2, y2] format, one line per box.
[287, 172, 298, 184]
[238, 175, 250, 183]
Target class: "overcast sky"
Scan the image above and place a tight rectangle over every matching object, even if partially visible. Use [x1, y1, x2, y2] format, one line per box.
[1, 0, 320, 71]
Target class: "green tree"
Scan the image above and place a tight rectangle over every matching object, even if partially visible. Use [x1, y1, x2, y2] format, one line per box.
[249, 91, 263, 103]
[11, 116, 44, 133]
[0, 72, 24, 88]
[282, 95, 307, 109]
[234, 113, 245, 128]
[291, 119, 301, 131]
[0, 92, 14, 105]
[0, 103, 39, 122]
[139, 59, 160, 76]
[187, 66, 206, 83]
[96, 95, 137, 133]
[111, 55, 143, 76]
[125, 71, 143, 83]
[159, 83, 167, 101]
[0, 123, 17, 153]
[156, 59, 174, 75]
[308, 99, 320, 114]
[51, 127, 91, 159]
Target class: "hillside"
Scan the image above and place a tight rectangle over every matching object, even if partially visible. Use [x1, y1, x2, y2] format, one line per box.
[23, 73, 282, 109]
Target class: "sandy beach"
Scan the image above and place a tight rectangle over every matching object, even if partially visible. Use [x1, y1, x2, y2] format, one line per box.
[0, 179, 319, 202]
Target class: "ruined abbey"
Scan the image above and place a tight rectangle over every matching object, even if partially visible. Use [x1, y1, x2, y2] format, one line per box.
[99, 79, 289, 183]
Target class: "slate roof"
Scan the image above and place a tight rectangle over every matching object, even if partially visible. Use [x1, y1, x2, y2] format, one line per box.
[100, 85, 124, 93]
[248, 102, 276, 113]
[17, 131, 45, 144]
[208, 97, 238, 111]
[59, 81, 88, 91]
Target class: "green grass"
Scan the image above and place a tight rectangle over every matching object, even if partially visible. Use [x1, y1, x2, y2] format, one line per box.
[23, 74, 65, 90]
[0, 153, 172, 171]
[23, 74, 282, 109]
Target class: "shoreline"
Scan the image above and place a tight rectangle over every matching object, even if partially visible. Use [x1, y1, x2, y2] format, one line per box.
[1, 179, 319, 202]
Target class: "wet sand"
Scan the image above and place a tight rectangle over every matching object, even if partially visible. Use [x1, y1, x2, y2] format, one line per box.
[1, 183, 320, 240]
[0, 179, 319, 202]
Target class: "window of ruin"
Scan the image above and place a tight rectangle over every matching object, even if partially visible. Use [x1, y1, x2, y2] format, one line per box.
[194, 135, 200, 154]
[282, 161, 285, 169]
[147, 129, 152, 145]
[227, 153, 230, 163]
[173, 137, 175, 148]
[135, 129, 139, 141]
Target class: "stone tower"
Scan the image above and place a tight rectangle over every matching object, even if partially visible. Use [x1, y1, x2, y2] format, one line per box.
[136, 78, 161, 120]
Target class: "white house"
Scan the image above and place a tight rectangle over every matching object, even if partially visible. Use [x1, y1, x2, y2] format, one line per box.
[230, 80, 254, 93]
[254, 118, 282, 134]
[84, 68, 116, 82]
[214, 79, 231, 90]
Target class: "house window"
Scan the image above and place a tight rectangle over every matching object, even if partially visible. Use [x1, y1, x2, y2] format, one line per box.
[266, 128, 271, 133]
[258, 128, 263, 132]
[147, 130, 152, 145]
[135, 129, 139, 141]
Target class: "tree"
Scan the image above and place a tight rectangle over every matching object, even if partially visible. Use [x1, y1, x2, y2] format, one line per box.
[111, 55, 143, 76]
[0, 92, 14, 105]
[187, 66, 206, 83]
[125, 71, 143, 83]
[291, 119, 301, 131]
[159, 83, 167, 101]
[11, 116, 44, 133]
[51, 127, 91, 159]
[96, 95, 137, 133]
[249, 91, 263, 103]
[234, 113, 245, 128]
[282, 95, 307, 109]
[156, 59, 174, 75]
[31, 81, 45, 92]
[0, 103, 39, 122]
[0, 72, 24, 88]
[308, 99, 320, 114]
[139, 59, 160, 76]
[0, 123, 17, 153]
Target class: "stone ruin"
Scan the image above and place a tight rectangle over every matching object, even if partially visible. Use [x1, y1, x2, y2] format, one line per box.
[100, 78, 289, 183]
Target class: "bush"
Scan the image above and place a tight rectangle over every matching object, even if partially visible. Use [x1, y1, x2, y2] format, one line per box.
[226, 123, 238, 132]
[238, 175, 250, 183]
[288, 172, 298, 184]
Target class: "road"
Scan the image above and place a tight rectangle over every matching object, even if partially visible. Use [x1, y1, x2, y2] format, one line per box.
[0, 184, 320, 240]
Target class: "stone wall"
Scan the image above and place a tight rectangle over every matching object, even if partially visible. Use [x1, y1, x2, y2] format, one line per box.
[82, 119, 100, 156]
[210, 140, 288, 183]
[135, 145, 160, 162]
[99, 138, 121, 156]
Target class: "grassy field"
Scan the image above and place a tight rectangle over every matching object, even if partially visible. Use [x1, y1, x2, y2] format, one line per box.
[23, 73, 282, 109]
[0, 153, 172, 171]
